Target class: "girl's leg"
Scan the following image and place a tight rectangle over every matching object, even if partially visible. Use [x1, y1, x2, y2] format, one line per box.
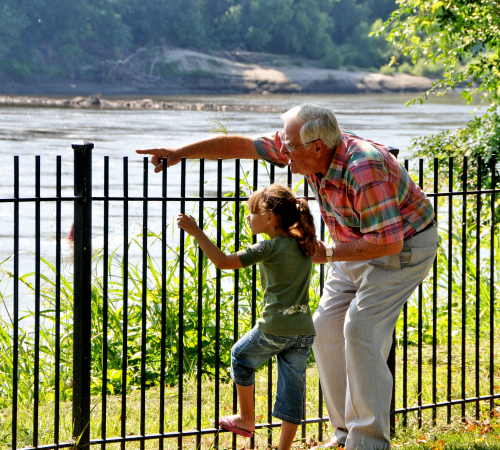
[278, 421, 299, 450]
[224, 327, 284, 433]
[220, 383, 255, 432]
[273, 335, 314, 448]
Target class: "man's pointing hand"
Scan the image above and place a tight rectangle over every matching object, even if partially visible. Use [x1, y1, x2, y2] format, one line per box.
[135, 148, 182, 172]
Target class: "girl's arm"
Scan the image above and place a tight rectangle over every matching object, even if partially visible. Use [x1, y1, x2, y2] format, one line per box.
[177, 214, 243, 270]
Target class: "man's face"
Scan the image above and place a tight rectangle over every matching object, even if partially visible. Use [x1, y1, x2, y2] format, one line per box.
[280, 118, 318, 175]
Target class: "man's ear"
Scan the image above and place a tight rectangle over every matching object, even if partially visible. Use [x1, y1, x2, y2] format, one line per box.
[314, 140, 328, 158]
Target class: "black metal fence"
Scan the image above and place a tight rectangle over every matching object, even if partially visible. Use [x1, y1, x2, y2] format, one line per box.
[0, 142, 499, 450]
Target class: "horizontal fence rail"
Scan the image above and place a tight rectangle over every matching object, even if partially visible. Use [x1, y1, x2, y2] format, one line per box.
[0, 143, 499, 450]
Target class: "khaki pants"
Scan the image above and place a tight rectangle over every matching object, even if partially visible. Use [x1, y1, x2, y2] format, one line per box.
[312, 226, 439, 450]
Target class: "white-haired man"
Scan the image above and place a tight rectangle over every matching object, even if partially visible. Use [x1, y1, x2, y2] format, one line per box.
[137, 104, 438, 450]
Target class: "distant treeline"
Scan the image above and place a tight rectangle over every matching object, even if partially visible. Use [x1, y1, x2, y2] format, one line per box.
[0, 0, 399, 79]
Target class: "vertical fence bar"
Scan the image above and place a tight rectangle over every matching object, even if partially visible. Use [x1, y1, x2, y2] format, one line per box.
[417, 158, 423, 428]
[302, 179, 309, 444]
[389, 330, 396, 436]
[251, 159, 258, 326]
[268, 288, 273, 450]
[197, 159, 205, 450]
[318, 219, 325, 442]
[403, 159, 409, 428]
[475, 157, 482, 419]
[268, 346, 273, 446]
[34, 155, 41, 448]
[159, 158, 168, 450]
[232, 159, 240, 450]
[432, 158, 438, 425]
[447, 157, 453, 424]
[461, 156, 468, 420]
[179, 158, 186, 450]
[72, 140, 94, 447]
[121, 157, 129, 450]
[140, 158, 148, 450]
[55, 156, 62, 446]
[12, 156, 19, 450]
[250, 160, 258, 450]
[489, 155, 496, 414]
[214, 159, 223, 449]
[101, 157, 109, 450]
[388, 150, 400, 436]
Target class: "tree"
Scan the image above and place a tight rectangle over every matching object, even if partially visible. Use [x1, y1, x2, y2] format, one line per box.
[121, 0, 209, 49]
[383, 0, 500, 166]
[341, 19, 393, 69]
[382, 0, 500, 230]
[0, 0, 401, 79]
[0, 2, 28, 60]
[0, 0, 131, 78]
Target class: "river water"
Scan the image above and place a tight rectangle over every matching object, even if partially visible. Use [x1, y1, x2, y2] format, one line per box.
[0, 92, 481, 316]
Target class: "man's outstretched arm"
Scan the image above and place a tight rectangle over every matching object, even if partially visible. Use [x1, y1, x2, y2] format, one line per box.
[136, 135, 259, 172]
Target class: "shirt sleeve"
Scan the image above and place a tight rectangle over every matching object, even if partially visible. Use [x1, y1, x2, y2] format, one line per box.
[237, 240, 272, 267]
[253, 131, 289, 168]
[355, 180, 404, 245]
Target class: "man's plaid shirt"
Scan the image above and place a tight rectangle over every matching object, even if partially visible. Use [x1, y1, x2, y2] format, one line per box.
[254, 130, 434, 245]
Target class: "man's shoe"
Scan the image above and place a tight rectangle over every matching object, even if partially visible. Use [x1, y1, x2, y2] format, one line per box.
[311, 440, 345, 449]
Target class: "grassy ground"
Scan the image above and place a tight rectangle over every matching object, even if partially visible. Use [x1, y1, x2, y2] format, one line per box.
[2, 357, 500, 450]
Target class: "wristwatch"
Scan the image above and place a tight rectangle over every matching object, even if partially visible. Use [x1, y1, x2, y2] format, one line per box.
[325, 245, 334, 262]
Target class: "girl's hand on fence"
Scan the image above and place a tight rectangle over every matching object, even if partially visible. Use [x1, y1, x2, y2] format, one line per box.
[177, 214, 200, 236]
[136, 148, 182, 172]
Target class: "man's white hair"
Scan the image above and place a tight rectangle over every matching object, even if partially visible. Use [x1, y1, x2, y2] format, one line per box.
[281, 104, 342, 149]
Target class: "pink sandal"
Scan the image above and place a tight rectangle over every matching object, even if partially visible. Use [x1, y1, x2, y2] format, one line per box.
[219, 416, 254, 438]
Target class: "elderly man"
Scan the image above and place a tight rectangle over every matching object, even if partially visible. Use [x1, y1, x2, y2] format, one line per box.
[137, 104, 438, 450]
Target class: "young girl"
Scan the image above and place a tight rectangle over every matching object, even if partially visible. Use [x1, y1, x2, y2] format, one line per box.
[177, 183, 318, 450]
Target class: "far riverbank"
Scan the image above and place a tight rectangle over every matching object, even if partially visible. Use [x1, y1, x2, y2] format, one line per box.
[0, 48, 433, 103]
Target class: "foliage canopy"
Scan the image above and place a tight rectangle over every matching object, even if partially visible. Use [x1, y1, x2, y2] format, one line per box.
[0, 0, 400, 79]
[384, 0, 500, 169]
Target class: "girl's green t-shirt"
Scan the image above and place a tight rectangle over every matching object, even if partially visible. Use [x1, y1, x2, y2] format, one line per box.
[237, 235, 316, 336]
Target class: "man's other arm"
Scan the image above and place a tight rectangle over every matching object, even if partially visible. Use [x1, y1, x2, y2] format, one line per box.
[312, 238, 403, 264]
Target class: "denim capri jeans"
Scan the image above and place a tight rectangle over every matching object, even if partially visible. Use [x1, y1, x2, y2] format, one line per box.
[230, 326, 314, 425]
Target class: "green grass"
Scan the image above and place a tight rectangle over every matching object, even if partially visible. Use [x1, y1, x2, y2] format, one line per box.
[2, 357, 500, 449]
[0, 365, 323, 449]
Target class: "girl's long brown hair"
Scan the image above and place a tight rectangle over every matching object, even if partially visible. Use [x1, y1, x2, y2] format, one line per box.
[248, 184, 318, 257]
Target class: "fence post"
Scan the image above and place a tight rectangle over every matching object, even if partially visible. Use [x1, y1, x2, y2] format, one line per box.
[388, 146, 399, 437]
[388, 332, 396, 436]
[72, 140, 94, 447]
